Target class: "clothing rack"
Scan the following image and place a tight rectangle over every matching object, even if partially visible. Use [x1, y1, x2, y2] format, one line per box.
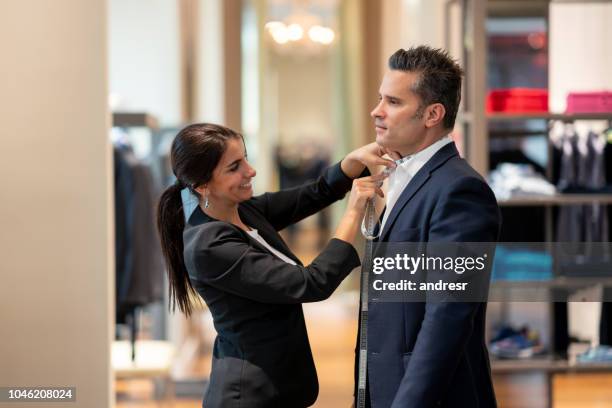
[129, 308, 138, 361]
[487, 112, 612, 122]
[112, 113, 165, 362]
[489, 113, 612, 207]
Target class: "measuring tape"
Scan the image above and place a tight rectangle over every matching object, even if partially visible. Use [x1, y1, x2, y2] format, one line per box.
[356, 196, 379, 408]
[356, 158, 409, 407]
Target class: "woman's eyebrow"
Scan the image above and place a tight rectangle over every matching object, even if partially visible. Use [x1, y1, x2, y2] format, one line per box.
[225, 157, 243, 168]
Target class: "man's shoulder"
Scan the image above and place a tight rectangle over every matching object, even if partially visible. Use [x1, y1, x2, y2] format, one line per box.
[429, 156, 499, 211]
[432, 154, 487, 186]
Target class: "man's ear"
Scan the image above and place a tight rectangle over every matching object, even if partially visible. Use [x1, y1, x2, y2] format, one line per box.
[424, 103, 446, 128]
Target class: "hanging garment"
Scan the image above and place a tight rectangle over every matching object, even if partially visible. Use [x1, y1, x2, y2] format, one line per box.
[584, 131, 609, 242]
[114, 146, 164, 323]
[556, 128, 585, 241]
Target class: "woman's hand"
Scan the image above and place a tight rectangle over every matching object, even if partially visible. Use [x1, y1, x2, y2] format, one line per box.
[341, 142, 396, 178]
[346, 173, 387, 217]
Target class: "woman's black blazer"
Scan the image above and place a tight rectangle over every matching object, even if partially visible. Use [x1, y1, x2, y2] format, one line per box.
[182, 162, 361, 408]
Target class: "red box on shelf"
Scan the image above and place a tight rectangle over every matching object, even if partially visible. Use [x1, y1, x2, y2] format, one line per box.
[566, 91, 612, 113]
[486, 88, 549, 113]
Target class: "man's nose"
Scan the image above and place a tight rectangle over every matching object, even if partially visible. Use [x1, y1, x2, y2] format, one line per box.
[371, 101, 384, 118]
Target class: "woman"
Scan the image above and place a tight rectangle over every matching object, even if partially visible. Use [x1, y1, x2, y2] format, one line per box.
[156, 123, 392, 407]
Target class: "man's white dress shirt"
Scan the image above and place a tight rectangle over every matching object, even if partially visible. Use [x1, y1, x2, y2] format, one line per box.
[380, 136, 453, 233]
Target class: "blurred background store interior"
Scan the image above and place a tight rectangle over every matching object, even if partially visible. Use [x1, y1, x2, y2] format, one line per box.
[3, 0, 612, 407]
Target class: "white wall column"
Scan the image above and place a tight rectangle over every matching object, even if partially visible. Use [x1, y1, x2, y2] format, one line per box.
[0, 1, 112, 407]
[194, 0, 242, 129]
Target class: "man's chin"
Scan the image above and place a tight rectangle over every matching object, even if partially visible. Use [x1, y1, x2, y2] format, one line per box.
[375, 133, 393, 148]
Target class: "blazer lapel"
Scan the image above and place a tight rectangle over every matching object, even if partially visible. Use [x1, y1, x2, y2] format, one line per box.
[188, 205, 303, 265]
[380, 142, 459, 241]
[239, 205, 304, 266]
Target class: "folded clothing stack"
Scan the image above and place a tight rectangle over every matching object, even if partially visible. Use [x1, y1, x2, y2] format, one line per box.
[566, 91, 612, 114]
[487, 88, 549, 113]
[489, 163, 557, 201]
[490, 325, 544, 359]
[492, 246, 553, 281]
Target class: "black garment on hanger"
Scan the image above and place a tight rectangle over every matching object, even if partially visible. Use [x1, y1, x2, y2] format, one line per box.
[553, 127, 612, 349]
[114, 146, 164, 324]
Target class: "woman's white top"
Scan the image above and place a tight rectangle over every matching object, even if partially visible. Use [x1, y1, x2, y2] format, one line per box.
[246, 229, 297, 265]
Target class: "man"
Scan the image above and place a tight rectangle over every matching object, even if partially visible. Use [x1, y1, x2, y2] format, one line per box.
[356, 46, 501, 407]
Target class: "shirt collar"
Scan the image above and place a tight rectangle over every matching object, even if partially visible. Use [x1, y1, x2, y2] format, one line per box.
[398, 136, 452, 178]
[379, 136, 453, 233]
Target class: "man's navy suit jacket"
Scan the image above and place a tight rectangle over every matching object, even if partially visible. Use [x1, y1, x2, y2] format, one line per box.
[358, 142, 501, 408]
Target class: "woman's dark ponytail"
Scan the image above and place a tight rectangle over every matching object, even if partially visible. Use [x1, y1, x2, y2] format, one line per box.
[156, 123, 243, 316]
[156, 182, 199, 316]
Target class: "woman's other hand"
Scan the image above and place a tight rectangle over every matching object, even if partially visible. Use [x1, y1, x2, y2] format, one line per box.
[346, 173, 387, 217]
[333, 173, 387, 245]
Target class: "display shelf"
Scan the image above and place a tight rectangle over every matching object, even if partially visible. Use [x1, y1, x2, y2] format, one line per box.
[492, 277, 612, 290]
[489, 129, 549, 138]
[113, 340, 175, 404]
[487, 112, 612, 122]
[497, 194, 612, 206]
[491, 356, 612, 373]
[455, 111, 612, 124]
[112, 112, 159, 129]
[492, 356, 564, 373]
[456, 5, 612, 407]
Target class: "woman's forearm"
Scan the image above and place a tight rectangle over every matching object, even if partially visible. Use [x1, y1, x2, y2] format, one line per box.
[333, 209, 363, 246]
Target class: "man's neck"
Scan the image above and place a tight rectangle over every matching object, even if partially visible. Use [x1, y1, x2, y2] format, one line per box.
[399, 132, 449, 157]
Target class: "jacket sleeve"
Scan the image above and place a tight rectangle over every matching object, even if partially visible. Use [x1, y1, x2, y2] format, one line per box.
[185, 222, 361, 303]
[390, 177, 500, 408]
[248, 161, 364, 231]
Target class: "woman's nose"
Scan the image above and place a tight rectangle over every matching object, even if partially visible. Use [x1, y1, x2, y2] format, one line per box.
[247, 163, 256, 178]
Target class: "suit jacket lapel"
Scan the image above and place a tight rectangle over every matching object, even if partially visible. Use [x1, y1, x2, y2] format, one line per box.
[380, 171, 430, 240]
[373, 206, 386, 241]
[380, 142, 459, 241]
